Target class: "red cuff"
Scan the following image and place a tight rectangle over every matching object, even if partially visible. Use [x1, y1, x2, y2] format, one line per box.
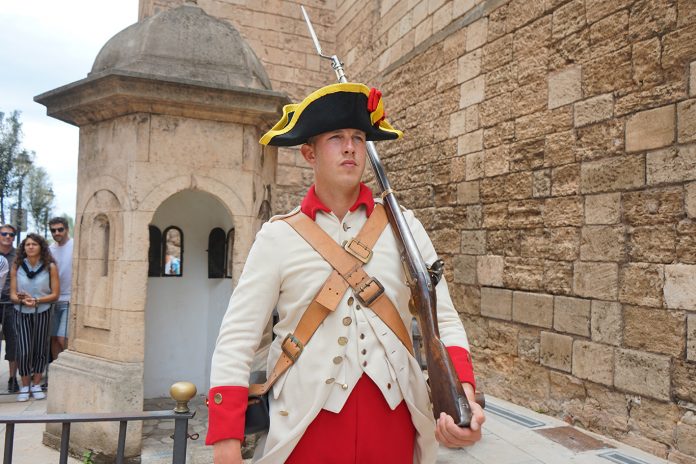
[205, 386, 249, 445]
[446, 346, 476, 391]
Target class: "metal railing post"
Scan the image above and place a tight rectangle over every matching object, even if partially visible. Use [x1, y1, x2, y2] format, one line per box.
[4, 423, 14, 464]
[59, 422, 70, 464]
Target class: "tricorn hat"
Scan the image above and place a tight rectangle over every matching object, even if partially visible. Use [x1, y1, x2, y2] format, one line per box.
[259, 82, 402, 146]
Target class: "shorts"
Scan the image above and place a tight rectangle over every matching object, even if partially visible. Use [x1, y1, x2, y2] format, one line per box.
[51, 302, 70, 338]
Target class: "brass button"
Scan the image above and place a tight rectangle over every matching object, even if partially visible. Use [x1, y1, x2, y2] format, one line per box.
[213, 393, 223, 405]
[363, 361, 367, 367]
[333, 356, 343, 364]
[387, 383, 392, 390]
[356, 304, 361, 310]
[338, 336, 348, 346]
[325, 378, 335, 384]
[341, 383, 348, 390]
[347, 297, 354, 305]
[360, 333, 365, 340]
[361, 349, 367, 355]
[342, 317, 352, 326]
[279, 410, 289, 416]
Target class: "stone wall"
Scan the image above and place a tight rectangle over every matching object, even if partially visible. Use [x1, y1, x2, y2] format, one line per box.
[139, 0, 696, 460]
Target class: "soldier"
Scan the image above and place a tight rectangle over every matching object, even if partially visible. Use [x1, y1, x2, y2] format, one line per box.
[207, 83, 484, 463]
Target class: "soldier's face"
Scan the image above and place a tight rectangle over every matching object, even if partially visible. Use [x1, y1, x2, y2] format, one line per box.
[301, 128, 367, 191]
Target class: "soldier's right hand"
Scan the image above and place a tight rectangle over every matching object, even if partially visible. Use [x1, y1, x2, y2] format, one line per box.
[213, 438, 243, 464]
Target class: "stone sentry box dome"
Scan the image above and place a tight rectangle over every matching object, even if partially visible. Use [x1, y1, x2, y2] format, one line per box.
[91, 0, 272, 90]
[34, 2, 288, 461]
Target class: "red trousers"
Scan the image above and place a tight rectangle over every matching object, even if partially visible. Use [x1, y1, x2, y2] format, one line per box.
[286, 374, 416, 463]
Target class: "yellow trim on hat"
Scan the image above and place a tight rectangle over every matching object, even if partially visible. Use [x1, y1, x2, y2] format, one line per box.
[259, 82, 402, 145]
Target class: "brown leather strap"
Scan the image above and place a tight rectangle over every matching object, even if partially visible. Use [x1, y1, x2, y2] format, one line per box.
[284, 205, 414, 355]
[249, 206, 391, 396]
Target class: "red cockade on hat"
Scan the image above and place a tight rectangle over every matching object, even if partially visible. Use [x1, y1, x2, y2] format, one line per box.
[368, 87, 387, 126]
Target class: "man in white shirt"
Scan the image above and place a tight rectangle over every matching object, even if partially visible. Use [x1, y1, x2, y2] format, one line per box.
[48, 217, 73, 360]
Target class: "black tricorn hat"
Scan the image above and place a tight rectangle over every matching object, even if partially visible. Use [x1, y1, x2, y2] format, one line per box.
[259, 82, 403, 146]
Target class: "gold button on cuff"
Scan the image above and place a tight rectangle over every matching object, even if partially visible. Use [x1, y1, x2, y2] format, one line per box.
[325, 378, 335, 384]
[279, 410, 289, 416]
[341, 384, 348, 390]
[333, 356, 343, 364]
[347, 297, 354, 305]
[213, 393, 223, 405]
[342, 317, 352, 326]
[338, 336, 348, 346]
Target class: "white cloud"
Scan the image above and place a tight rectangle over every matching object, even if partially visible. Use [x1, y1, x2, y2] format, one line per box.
[0, 0, 139, 220]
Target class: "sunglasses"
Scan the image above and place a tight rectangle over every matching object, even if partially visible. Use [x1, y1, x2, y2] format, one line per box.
[50, 227, 65, 233]
[0, 232, 15, 238]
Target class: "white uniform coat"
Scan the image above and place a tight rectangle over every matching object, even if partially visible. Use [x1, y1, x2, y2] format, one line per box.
[210, 200, 471, 463]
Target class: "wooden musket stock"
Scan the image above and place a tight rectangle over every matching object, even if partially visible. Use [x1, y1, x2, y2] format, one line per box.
[301, 6, 483, 427]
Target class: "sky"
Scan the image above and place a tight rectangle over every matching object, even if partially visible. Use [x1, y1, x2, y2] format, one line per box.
[0, 0, 139, 222]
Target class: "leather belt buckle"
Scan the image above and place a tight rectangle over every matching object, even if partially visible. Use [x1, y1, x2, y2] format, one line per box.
[281, 333, 304, 363]
[343, 238, 373, 264]
[355, 277, 385, 307]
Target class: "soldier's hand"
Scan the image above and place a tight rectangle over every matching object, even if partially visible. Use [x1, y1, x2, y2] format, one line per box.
[434, 383, 485, 448]
[213, 438, 243, 464]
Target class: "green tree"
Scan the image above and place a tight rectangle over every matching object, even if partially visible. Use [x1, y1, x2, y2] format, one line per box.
[25, 165, 54, 236]
[0, 111, 24, 223]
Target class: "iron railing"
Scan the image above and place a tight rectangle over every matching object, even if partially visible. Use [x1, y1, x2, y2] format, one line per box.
[0, 381, 197, 464]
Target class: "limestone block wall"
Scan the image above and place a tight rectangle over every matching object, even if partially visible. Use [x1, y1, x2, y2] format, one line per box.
[136, 0, 696, 460]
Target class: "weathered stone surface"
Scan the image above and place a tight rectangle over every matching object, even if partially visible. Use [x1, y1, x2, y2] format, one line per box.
[480, 287, 512, 320]
[580, 154, 645, 194]
[687, 183, 696, 218]
[677, 220, 696, 264]
[691, 61, 696, 97]
[453, 254, 477, 285]
[544, 260, 573, 295]
[465, 151, 484, 181]
[614, 348, 671, 401]
[460, 75, 485, 109]
[505, 257, 545, 290]
[554, 295, 591, 337]
[619, 263, 665, 308]
[628, 0, 677, 42]
[480, 92, 513, 127]
[647, 145, 696, 185]
[574, 262, 618, 300]
[627, 398, 682, 451]
[675, 418, 696, 458]
[632, 37, 663, 89]
[487, 320, 520, 355]
[627, 305, 686, 360]
[574, 94, 614, 127]
[585, 192, 621, 224]
[540, 331, 573, 372]
[551, 163, 579, 196]
[628, 225, 677, 263]
[622, 187, 684, 226]
[483, 145, 510, 178]
[575, 118, 625, 162]
[480, 171, 533, 202]
[573, 340, 614, 386]
[580, 225, 625, 262]
[466, 17, 488, 51]
[673, 359, 696, 403]
[626, 105, 676, 153]
[520, 227, 579, 261]
[457, 180, 480, 205]
[507, 200, 544, 229]
[552, 0, 585, 40]
[458, 48, 482, 85]
[512, 291, 554, 327]
[510, 138, 545, 172]
[585, 0, 633, 24]
[688, 313, 696, 362]
[589, 10, 629, 58]
[458, 129, 483, 155]
[477, 255, 504, 287]
[549, 371, 586, 404]
[482, 202, 508, 228]
[591, 300, 622, 346]
[677, 99, 696, 143]
[665, 264, 696, 310]
[545, 130, 576, 167]
[533, 169, 552, 197]
[482, 35, 513, 73]
[461, 229, 486, 255]
[548, 65, 582, 109]
[582, 47, 632, 96]
[544, 196, 583, 227]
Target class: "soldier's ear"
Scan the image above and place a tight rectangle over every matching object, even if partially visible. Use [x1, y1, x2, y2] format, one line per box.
[300, 143, 316, 165]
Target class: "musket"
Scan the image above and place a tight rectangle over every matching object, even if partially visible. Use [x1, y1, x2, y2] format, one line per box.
[301, 6, 481, 427]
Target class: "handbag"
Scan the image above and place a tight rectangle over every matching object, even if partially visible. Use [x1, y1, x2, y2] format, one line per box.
[245, 371, 270, 434]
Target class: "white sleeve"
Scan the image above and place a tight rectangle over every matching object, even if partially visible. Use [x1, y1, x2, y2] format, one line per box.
[0, 256, 8, 292]
[404, 210, 471, 351]
[209, 221, 283, 388]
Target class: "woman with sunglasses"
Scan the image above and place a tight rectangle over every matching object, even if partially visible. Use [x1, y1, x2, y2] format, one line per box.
[9, 233, 59, 402]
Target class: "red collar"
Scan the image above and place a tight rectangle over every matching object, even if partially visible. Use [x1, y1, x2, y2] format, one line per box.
[300, 183, 375, 221]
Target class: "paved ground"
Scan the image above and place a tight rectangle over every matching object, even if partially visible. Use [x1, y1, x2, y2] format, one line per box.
[0, 375, 671, 464]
